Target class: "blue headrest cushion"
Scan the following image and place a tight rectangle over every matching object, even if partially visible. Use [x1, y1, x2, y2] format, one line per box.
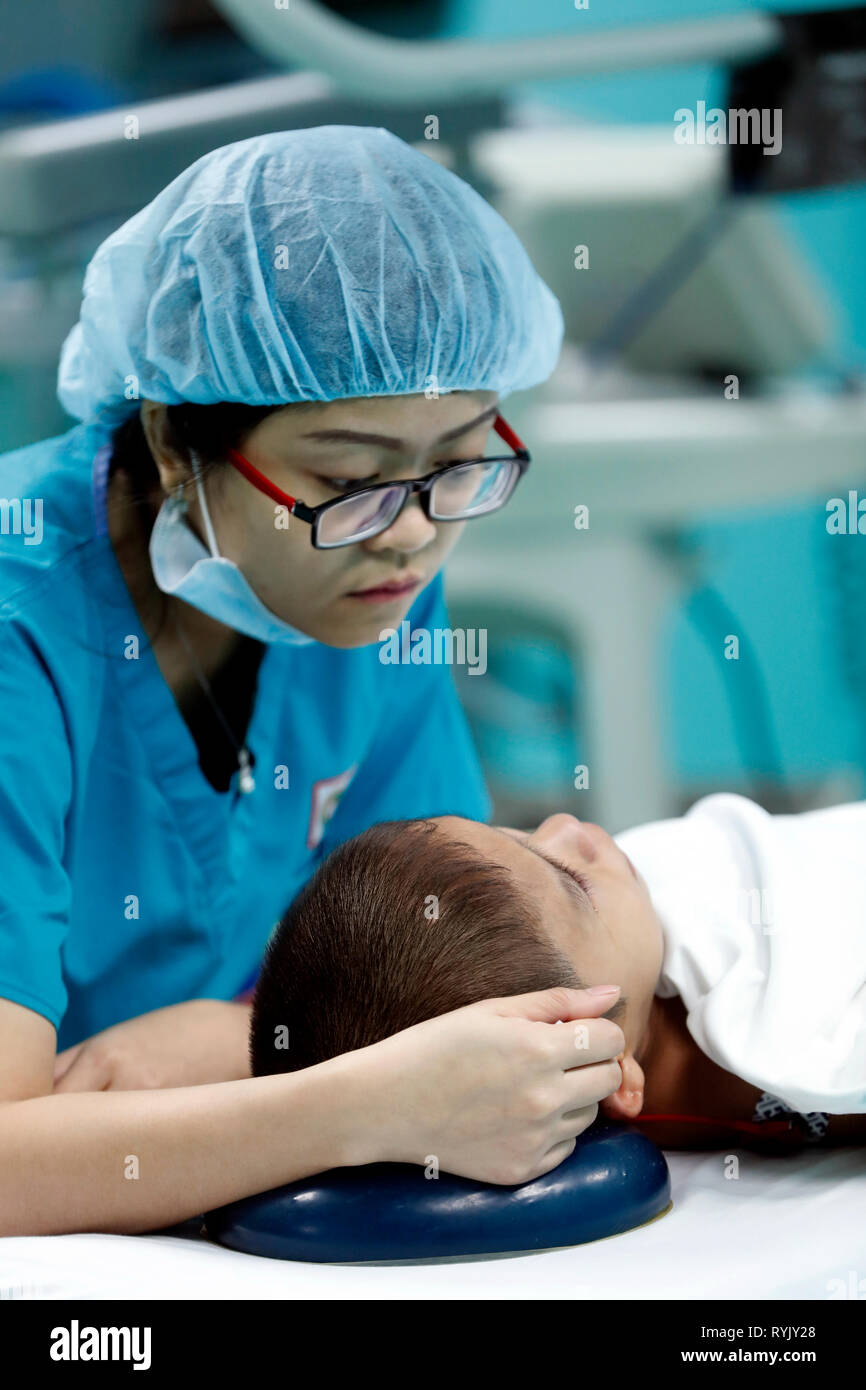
[205, 1122, 671, 1263]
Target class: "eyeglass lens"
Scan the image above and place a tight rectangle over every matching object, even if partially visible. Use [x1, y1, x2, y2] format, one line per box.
[316, 459, 519, 547]
[429, 459, 517, 519]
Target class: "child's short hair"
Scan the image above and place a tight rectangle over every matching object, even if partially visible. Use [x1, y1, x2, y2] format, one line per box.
[249, 817, 584, 1076]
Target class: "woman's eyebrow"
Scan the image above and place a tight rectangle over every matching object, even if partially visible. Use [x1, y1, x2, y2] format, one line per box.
[298, 403, 499, 451]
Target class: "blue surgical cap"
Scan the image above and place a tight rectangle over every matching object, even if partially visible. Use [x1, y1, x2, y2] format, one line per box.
[57, 125, 564, 426]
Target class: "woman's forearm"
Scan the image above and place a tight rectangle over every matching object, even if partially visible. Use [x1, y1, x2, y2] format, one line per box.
[0, 1051, 370, 1237]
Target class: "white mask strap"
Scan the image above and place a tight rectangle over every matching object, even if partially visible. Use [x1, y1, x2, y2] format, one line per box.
[189, 450, 222, 558]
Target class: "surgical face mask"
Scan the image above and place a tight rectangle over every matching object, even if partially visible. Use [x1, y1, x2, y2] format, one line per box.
[148, 451, 316, 646]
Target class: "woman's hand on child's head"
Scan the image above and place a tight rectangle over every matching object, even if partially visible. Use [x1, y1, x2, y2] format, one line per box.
[346, 985, 624, 1186]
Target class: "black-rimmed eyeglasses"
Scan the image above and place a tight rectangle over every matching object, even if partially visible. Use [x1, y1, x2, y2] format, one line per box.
[224, 412, 531, 549]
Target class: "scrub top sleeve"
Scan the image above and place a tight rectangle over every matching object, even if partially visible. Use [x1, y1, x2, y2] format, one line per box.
[0, 620, 74, 1028]
[320, 573, 492, 853]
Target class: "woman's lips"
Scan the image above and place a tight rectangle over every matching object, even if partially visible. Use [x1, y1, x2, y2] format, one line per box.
[346, 576, 422, 603]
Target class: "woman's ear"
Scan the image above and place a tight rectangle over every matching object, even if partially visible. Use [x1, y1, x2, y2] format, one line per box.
[140, 401, 190, 495]
[599, 1051, 646, 1121]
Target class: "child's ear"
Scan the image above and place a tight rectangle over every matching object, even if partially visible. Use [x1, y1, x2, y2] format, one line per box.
[599, 1051, 646, 1121]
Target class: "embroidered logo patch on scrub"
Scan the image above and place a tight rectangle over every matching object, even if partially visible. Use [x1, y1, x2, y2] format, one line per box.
[306, 765, 358, 849]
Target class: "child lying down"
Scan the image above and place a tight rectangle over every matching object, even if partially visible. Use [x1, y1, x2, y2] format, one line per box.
[249, 793, 866, 1153]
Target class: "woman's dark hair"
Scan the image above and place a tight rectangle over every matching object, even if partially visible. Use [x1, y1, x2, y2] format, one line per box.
[107, 402, 291, 503]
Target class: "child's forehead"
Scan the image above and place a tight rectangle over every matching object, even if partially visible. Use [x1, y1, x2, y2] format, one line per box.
[431, 817, 549, 883]
[432, 814, 505, 847]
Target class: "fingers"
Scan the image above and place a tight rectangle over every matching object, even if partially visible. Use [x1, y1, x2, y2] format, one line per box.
[560, 1055, 624, 1110]
[526, 1060, 620, 1151]
[530, 1138, 578, 1182]
[544, 1016, 625, 1071]
[496, 984, 621, 1024]
[516, 1060, 621, 1174]
[506, 1093, 611, 1187]
[554, 1103, 602, 1144]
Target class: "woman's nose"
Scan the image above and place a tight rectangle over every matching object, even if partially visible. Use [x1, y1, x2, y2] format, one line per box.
[363, 496, 437, 554]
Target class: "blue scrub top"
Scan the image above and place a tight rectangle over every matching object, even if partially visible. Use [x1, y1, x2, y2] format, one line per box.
[0, 420, 491, 1050]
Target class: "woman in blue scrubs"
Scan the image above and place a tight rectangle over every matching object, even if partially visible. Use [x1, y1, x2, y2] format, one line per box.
[0, 126, 626, 1235]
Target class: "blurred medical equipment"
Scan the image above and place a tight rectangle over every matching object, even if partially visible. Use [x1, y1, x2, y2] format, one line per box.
[213, 2, 780, 99]
[2, 2, 864, 831]
[728, 5, 866, 196]
[444, 113, 864, 827]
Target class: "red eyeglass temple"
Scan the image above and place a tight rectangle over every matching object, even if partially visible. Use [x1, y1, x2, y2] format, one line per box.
[227, 445, 299, 508]
[227, 412, 527, 514]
